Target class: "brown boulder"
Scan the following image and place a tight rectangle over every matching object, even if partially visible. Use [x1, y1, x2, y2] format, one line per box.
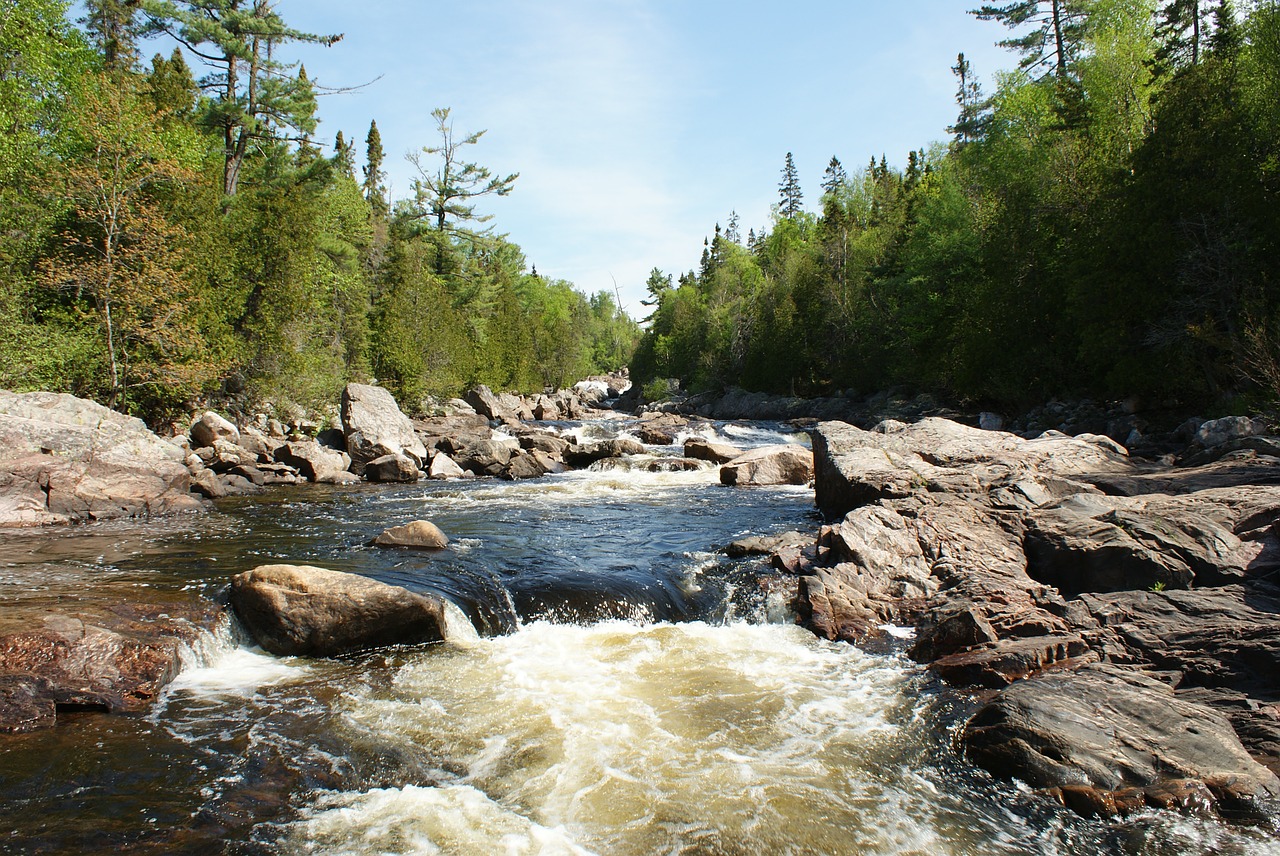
[229, 564, 448, 657]
[372, 520, 449, 550]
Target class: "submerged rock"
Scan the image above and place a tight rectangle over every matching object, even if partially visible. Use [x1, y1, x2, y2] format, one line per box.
[229, 564, 448, 657]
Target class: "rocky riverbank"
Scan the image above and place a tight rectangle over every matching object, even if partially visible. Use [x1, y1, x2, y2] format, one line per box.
[795, 416, 1280, 821]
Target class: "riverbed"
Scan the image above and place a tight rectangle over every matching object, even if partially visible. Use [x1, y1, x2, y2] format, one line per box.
[1, 422, 1275, 855]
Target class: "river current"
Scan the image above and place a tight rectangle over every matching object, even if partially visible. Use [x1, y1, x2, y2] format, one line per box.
[1, 420, 1276, 855]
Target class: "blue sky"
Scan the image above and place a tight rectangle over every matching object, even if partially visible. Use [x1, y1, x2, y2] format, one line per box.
[237, 2, 1014, 315]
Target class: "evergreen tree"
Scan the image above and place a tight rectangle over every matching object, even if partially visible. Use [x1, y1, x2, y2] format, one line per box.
[139, 0, 342, 196]
[1154, 0, 1208, 75]
[1209, 0, 1242, 56]
[949, 52, 990, 145]
[726, 210, 741, 244]
[362, 119, 388, 218]
[972, 0, 1088, 80]
[779, 152, 803, 219]
[821, 156, 848, 196]
[82, 0, 143, 69]
[334, 130, 355, 178]
[407, 107, 518, 238]
[145, 49, 197, 119]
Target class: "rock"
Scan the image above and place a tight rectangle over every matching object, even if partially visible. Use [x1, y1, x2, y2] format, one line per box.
[684, 437, 744, 464]
[229, 564, 448, 657]
[189, 467, 226, 499]
[725, 530, 813, 558]
[979, 412, 1004, 431]
[364, 453, 421, 483]
[719, 444, 814, 486]
[275, 440, 351, 483]
[452, 437, 518, 476]
[1023, 503, 1247, 596]
[1196, 416, 1269, 449]
[964, 663, 1280, 815]
[341, 384, 428, 476]
[207, 438, 258, 472]
[502, 450, 547, 480]
[563, 438, 647, 467]
[809, 418, 1130, 520]
[630, 413, 693, 445]
[427, 453, 467, 480]
[0, 603, 222, 731]
[372, 520, 449, 550]
[518, 432, 569, 457]
[463, 384, 513, 422]
[237, 426, 276, 460]
[190, 411, 240, 448]
[0, 390, 202, 526]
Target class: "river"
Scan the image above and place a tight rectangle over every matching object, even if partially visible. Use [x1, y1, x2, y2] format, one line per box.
[1, 420, 1275, 855]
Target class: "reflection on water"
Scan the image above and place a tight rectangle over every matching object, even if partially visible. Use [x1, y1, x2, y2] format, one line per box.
[1, 421, 1276, 855]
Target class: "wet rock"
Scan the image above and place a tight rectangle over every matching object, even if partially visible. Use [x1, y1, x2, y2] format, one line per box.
[630, 413, 693, 445]
[229, 564, 447, 657]
[719, 444, 814, 486]
[452, 438, 518, 476]
[518, 432, 569, 457]
[372, 520, 449, 550]
[364, 453, 421, 483]
[726, 530, 813, 558]
[929, 634, 1096, 688]
[502, 450, 547, 480]
[684, 437, 744, 464]
[0, 390, 202, 526]
[275, 440, 351, 483]
[341, 384, 428, 476]
[563, 438, 647, 467]
[190, 410, 240, 448]
[964, 663, 1280, 811]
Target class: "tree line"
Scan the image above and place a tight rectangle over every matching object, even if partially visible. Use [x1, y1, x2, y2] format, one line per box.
[633, 0, 1280, 412]
[0, 0, 639, 420]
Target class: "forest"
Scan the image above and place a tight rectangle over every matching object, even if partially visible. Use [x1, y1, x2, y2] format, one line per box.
[0, 0, 639, 421]
[633, 0, 1280, 412]
[2, 1, 1277, 422]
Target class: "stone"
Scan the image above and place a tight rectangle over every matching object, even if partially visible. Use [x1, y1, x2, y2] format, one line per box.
[719, 444, 814, 486]
[0, 390, 201, 526]
[463, 384, 513, 422]
[630, 413, 693, 445]
[964, 663, 1280, 812]
[229, 564, 448, 657]
[518, 432, 569, 457]
[364, 453, 421, 483]
[207, 438, 259, 472]
[725, 530, 813, 558]
[372, 520, 449, 550]
[275, 440, 352, 483]
[427, 453, 467, 480]
[684, 437, 744, 464]
[502, 450, 547, 480]
[1196, 416, 1269, 449]
[341, 384, 428, 476]
[562, 438, 647, 467]
[190, 411, 240, 448]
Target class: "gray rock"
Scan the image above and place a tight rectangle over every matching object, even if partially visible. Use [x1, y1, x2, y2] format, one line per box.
[364, 453, 421, 483]
[0, 390, 202, 526]
[190, 410, 239, 448]
[502, 450, 547, 480]
[1196, 416, 1269, 449]
[719, 444, 813, 486]
[275, 440, 351, 483]
[563, 438, 647, 467]
[684, 437, 744, 464]
[341, 384, 428, 476]
[964, 662, 1280, 811]
[427, 453, 466, 480]
[230, 564, 448, 657]
[463, 384, 512, 422]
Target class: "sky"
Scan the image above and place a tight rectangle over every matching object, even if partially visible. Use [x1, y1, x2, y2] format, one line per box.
[176, 1, 1017, 317]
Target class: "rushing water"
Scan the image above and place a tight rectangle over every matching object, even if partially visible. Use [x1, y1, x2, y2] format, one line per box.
[1, 421, 1277, 855]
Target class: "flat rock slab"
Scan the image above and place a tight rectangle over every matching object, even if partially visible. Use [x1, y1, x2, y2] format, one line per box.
[0, 390, 201, 526]
[719, 444, 814, 486]
[230, 564, 448, 657]
[964, 663, 1280, 816]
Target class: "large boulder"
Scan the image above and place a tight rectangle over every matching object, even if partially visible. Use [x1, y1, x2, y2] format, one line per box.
[341, 384, 428, 476]
[719, 444, 814, 486]
[463, 384, 513, 423]
[363, 453, 421, 483]
[563, 438, 647, 467]
[684, 437, 743, 464]
[229, 564, 448, 657]
[0, 390, 202, 526]
[964, 663, 1280, 817]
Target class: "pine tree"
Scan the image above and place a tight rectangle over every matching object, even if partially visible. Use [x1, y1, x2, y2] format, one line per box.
[333, 131, 355, 177]
[972, 0, 1088, 80]
[779, 152, 803, 219]
[949, 52, 990, 145]
[726, 210, 741, 244]
[362, 119, 389, 218]
[1209, 0, 1241, 56]
[1154, 0, 1207, 75]
[821, 156, 848, 196]
[82, 0, 143, 69]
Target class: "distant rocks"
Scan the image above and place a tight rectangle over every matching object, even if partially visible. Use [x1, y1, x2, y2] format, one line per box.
[229, 564, 448, 657]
